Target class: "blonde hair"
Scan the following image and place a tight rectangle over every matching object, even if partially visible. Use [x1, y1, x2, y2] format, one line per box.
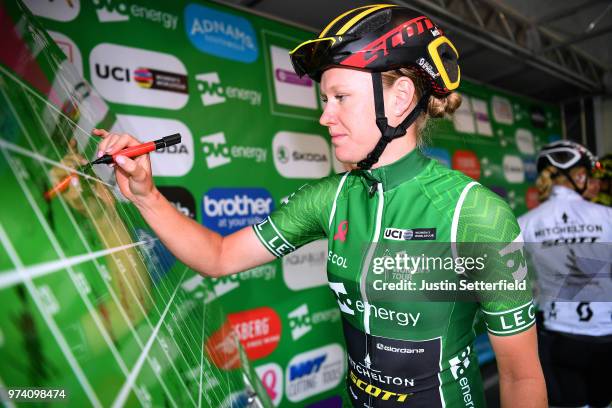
[536, 165, 586, 202]
[381, 68, 462, 147]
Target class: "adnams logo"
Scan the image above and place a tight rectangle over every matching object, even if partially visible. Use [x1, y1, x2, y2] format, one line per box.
[202, 188, 274, 236]
[90, 44, 188, 109]
[273, 132, 331, 179]
[92, 0, 178, 30]
[200, 132, 267, 169]
[195, 72, 262, 106]
[112, 115, 193, 176]
[185, 3, 258, 63]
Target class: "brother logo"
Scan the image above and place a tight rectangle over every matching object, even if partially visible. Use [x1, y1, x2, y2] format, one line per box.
[202, 188, 273, 236]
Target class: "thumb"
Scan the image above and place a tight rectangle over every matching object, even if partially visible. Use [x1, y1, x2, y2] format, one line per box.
[115, 155, 147, 181]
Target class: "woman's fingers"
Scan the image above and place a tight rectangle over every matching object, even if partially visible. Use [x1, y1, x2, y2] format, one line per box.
[96, 132, 141, 157]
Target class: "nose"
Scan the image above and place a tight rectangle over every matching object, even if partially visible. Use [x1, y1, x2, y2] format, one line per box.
[319, 102, 337, 128]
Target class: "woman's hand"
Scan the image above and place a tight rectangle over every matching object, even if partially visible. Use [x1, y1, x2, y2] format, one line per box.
[93, 128, 155, 204]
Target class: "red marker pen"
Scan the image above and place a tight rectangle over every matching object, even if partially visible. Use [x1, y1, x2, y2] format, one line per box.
[91, 133, 181, 165]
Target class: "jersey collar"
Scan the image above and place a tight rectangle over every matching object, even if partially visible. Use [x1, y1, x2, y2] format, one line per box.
[359, 148, 431, 192]
[551, 185, 583, 200]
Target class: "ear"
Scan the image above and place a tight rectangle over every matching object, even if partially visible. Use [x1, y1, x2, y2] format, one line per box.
[392, 77, 416, 117]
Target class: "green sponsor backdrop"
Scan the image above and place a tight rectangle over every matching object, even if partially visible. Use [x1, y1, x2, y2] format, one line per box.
[1, 0, 560, 407]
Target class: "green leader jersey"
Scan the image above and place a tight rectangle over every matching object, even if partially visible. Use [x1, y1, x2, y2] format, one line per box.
[253, 149, 535, 408]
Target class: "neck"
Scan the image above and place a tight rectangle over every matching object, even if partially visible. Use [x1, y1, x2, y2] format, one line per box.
[370, 132, 418, 169]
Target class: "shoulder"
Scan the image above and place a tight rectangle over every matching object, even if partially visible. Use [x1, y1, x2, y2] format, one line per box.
[456, 183, 520, 242]
[415, 161, 476, 214]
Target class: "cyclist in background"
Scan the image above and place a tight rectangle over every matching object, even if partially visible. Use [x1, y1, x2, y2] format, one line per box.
[519, 141, 612, 407]
[94, 5, 545, 407]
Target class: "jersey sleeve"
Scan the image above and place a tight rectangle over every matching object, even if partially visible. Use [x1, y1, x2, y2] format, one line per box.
[252, 175, 342, 258]
[456, 183, 536, 336]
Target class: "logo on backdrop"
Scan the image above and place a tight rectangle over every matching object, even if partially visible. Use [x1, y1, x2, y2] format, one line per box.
[270, 45, 318, 109]
[285, 343, 344, 402]
[452, 150, 480, 180]
[23, 0, 80, 22]
[503, 155, 525, 183]
[288, 303, 340, 341]
[158, 186, 196, 219]
[92, 0, 178, 30]
[90, 44, 188, 109]
[255, 363, 283, 406]
[282, 240, 327, 291]
[515, 128, 535, 155]
[200, 132, 267, 169]
[135, 229, 175, 283]
[202, 188, 274, 236]
[195, 72, 262, 106]
[424, 147, 451, 168]
[184, 3, 258, 63]
[272, 132, 331, 178]
[112, 115, 194, 176]
[491, 95, 514, 125]
[49, 31, 83, 76]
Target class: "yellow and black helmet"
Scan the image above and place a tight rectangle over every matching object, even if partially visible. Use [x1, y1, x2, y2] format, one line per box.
[290, 4, 460, 96]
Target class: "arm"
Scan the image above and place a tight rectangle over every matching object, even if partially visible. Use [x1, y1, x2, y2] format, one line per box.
[93, 129, 274, 278]
[456, 183, 546, 406]
[488, 327, 547, 408]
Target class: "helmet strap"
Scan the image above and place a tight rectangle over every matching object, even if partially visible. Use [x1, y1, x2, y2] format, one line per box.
[357, 72, 431, 170]
[559, 167, 588, 195]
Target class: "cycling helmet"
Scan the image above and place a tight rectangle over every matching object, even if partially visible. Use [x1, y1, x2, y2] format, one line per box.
[537, 140, 597, 173]
[290, 4, 460, 169]
[537, 140, 597, 194]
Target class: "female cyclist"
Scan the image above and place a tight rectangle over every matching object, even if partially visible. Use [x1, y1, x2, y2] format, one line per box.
[94, 5, 545, 407]
[519, 140, 612, 407]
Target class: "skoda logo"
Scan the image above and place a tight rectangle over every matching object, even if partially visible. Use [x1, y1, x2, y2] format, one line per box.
[277, 145, 289, 164]
[402, 229, 414, 240]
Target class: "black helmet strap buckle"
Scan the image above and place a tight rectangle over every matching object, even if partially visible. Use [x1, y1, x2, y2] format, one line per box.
[357, 72, 431, 170]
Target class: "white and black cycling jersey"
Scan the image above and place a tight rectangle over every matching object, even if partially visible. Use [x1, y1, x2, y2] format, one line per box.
[518, 186, 612, 336]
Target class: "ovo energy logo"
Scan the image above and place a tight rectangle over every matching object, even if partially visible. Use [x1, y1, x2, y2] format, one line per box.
[195, 72, 262, 106]
[200, 132, 267, 169]
[92, 0, 178, 29]
[449, 346, 471, 380]
[287, 303, 340, 341]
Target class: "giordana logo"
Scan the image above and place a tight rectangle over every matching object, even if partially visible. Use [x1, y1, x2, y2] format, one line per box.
[202, 188, 273, 236]
[255, 363, 283, 406]
[286, 344, 344, 402]
[185, 3, 258, 63]
[158, 186, 196, 219]
[502, 155, 525, 183]
[112, 115, 193, 176]
[92, 0, 178, 29]
[270, 45, 318, 109]
[200, 132, 267, 169]
[49, 31, 83, 76]
[449, 345, 471, 380]
[23, 0, 80, 22]
[384, 228, 436, 241]
[195, 72, 262, 106]
[329, 282, 421, 326]
[283, 240, 327, 291]
[288, 303, 340, 341]
[272, 132, 331, 179]
[90, 44, 188, 109]
[452, 150, 481, 180]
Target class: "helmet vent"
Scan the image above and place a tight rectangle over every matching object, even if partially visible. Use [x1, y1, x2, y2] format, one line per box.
[351, 9, 392, 35]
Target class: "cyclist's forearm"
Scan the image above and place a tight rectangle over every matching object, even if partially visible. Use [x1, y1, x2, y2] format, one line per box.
[134, 189, 225, 277]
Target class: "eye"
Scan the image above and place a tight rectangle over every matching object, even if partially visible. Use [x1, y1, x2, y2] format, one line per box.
[335, 94, 346, 102]
[320, 95, 328, 104]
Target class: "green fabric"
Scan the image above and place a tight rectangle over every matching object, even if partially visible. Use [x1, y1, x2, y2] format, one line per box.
[253, 150, 534, 407]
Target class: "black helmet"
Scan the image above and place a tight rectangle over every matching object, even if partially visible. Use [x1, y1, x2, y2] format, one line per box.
[289, 5, 460, 170]
[290, 4, 460, 96]
[536, 140, 597, 173]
